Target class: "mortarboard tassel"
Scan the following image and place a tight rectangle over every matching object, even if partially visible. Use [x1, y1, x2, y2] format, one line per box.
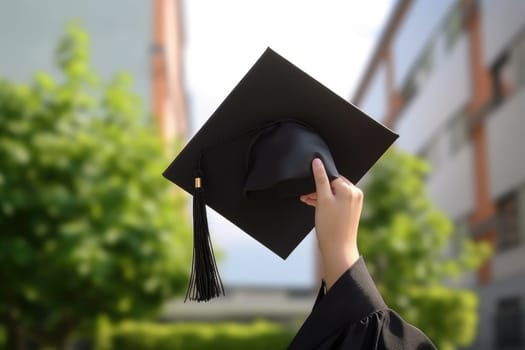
[185, 170, 225, 302]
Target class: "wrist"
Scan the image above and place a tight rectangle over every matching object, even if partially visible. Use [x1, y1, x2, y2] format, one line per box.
[321, 246, 359, 290]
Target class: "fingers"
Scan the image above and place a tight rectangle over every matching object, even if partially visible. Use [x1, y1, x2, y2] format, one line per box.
[330, 175, 363, 202]
[299, 197, 317, 207]
[331, 177, 350, 192]
[303, 176, 351, 197]
[338, 175, 352, 186]
[300, 193, 317, 207]
[312, 158, 331, 199]
[300, 171, 361, 205]
[300, 193, 317, 200]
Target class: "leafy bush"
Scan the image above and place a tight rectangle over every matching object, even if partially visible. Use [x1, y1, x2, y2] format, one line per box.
[0, 327, 5, 349]
[360, 148, 491, 350]
[96, 319, 295, 350]
[0, 24, 191, 348]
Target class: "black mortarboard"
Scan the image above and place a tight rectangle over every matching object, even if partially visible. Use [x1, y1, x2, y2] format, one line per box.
[162, 48, 398, 302]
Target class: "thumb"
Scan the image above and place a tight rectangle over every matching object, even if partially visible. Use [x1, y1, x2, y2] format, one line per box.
[312, 158, 331, 199]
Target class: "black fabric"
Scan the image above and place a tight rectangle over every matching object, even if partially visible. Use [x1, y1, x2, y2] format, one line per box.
[244, 121, 339, 199]
[162, 47, 398, 260]
[289, 258, 437, 350]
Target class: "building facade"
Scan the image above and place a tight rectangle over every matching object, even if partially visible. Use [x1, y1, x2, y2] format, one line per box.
[0, 0, 187, 142]
[352, 0, 525, 349]
[162, 285, 314, 328]
[152, 0, 188, 143]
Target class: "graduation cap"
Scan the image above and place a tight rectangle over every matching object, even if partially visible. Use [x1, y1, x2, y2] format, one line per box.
[162, 48, 398, 302]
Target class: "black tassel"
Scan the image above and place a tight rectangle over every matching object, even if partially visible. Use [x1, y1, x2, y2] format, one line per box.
[185, 173, 225, 302]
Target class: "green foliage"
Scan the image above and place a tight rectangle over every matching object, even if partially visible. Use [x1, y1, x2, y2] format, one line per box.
[405, 286, 478, 350]
[95, 318, 294, 350]
[0, 24, 192, 347]
[0, 327, 5, 349]
[360, 149, 491, 350]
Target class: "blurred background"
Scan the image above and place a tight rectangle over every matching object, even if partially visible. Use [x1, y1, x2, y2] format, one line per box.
[0, 0, 523, 349]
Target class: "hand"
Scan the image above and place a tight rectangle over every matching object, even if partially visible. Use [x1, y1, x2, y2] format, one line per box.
[300, 158, 363, 289]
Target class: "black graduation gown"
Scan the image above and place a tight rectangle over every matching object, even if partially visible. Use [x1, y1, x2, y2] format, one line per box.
[288, 258, 437, 350]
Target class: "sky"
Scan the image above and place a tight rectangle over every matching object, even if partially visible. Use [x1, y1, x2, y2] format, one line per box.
[183, 0, 395, 288]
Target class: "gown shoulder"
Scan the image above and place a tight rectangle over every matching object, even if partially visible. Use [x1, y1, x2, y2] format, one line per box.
[288, 258, 437, 350]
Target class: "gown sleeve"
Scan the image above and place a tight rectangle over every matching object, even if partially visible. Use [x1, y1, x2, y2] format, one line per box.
[287, 257, 437, 350]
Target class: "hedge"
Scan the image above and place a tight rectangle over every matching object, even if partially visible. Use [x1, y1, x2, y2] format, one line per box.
[96, 319, 296, 350]
[0, 327, 4, 349]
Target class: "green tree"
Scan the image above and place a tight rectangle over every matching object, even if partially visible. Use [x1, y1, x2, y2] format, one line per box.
[360, 148, 491, 350]
[0, 25, 191, 348]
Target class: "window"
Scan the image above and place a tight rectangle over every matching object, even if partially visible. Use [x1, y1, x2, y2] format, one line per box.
[451, 218, 470, 257]
[399, 5, 465, 106]
[401, 44, 434, 105]
[497, 192, 520, 251]
[444, 7, 463, 51]
[491, 51, 515, 107]
[512, 31, 525, 90]
[417, 109, 469, 174]
[491, 31, 525, 106]
[448, 109, 468, 154]
[401, 74, 417, 103]
[420, 134, 442, 172]
[416, 45, 434, 86]
[495, 297, 523, 348]
[492, 51, 511, 106]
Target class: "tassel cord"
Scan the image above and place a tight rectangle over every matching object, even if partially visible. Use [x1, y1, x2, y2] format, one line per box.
[185, 167, 225, 302]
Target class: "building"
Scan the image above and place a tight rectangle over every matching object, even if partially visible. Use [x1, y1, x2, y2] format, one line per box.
[352, 0, 525, 349]
[152, 0, 188, 143]
[162, 285, 314, 328]
[0, 0, 187, 142]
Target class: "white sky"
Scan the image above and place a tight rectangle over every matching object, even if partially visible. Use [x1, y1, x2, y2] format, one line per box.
[183, 0, 394, 287]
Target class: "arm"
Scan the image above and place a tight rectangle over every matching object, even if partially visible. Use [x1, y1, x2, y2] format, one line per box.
[300, 158, 362, 289]
[295, 159, 436, 350]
